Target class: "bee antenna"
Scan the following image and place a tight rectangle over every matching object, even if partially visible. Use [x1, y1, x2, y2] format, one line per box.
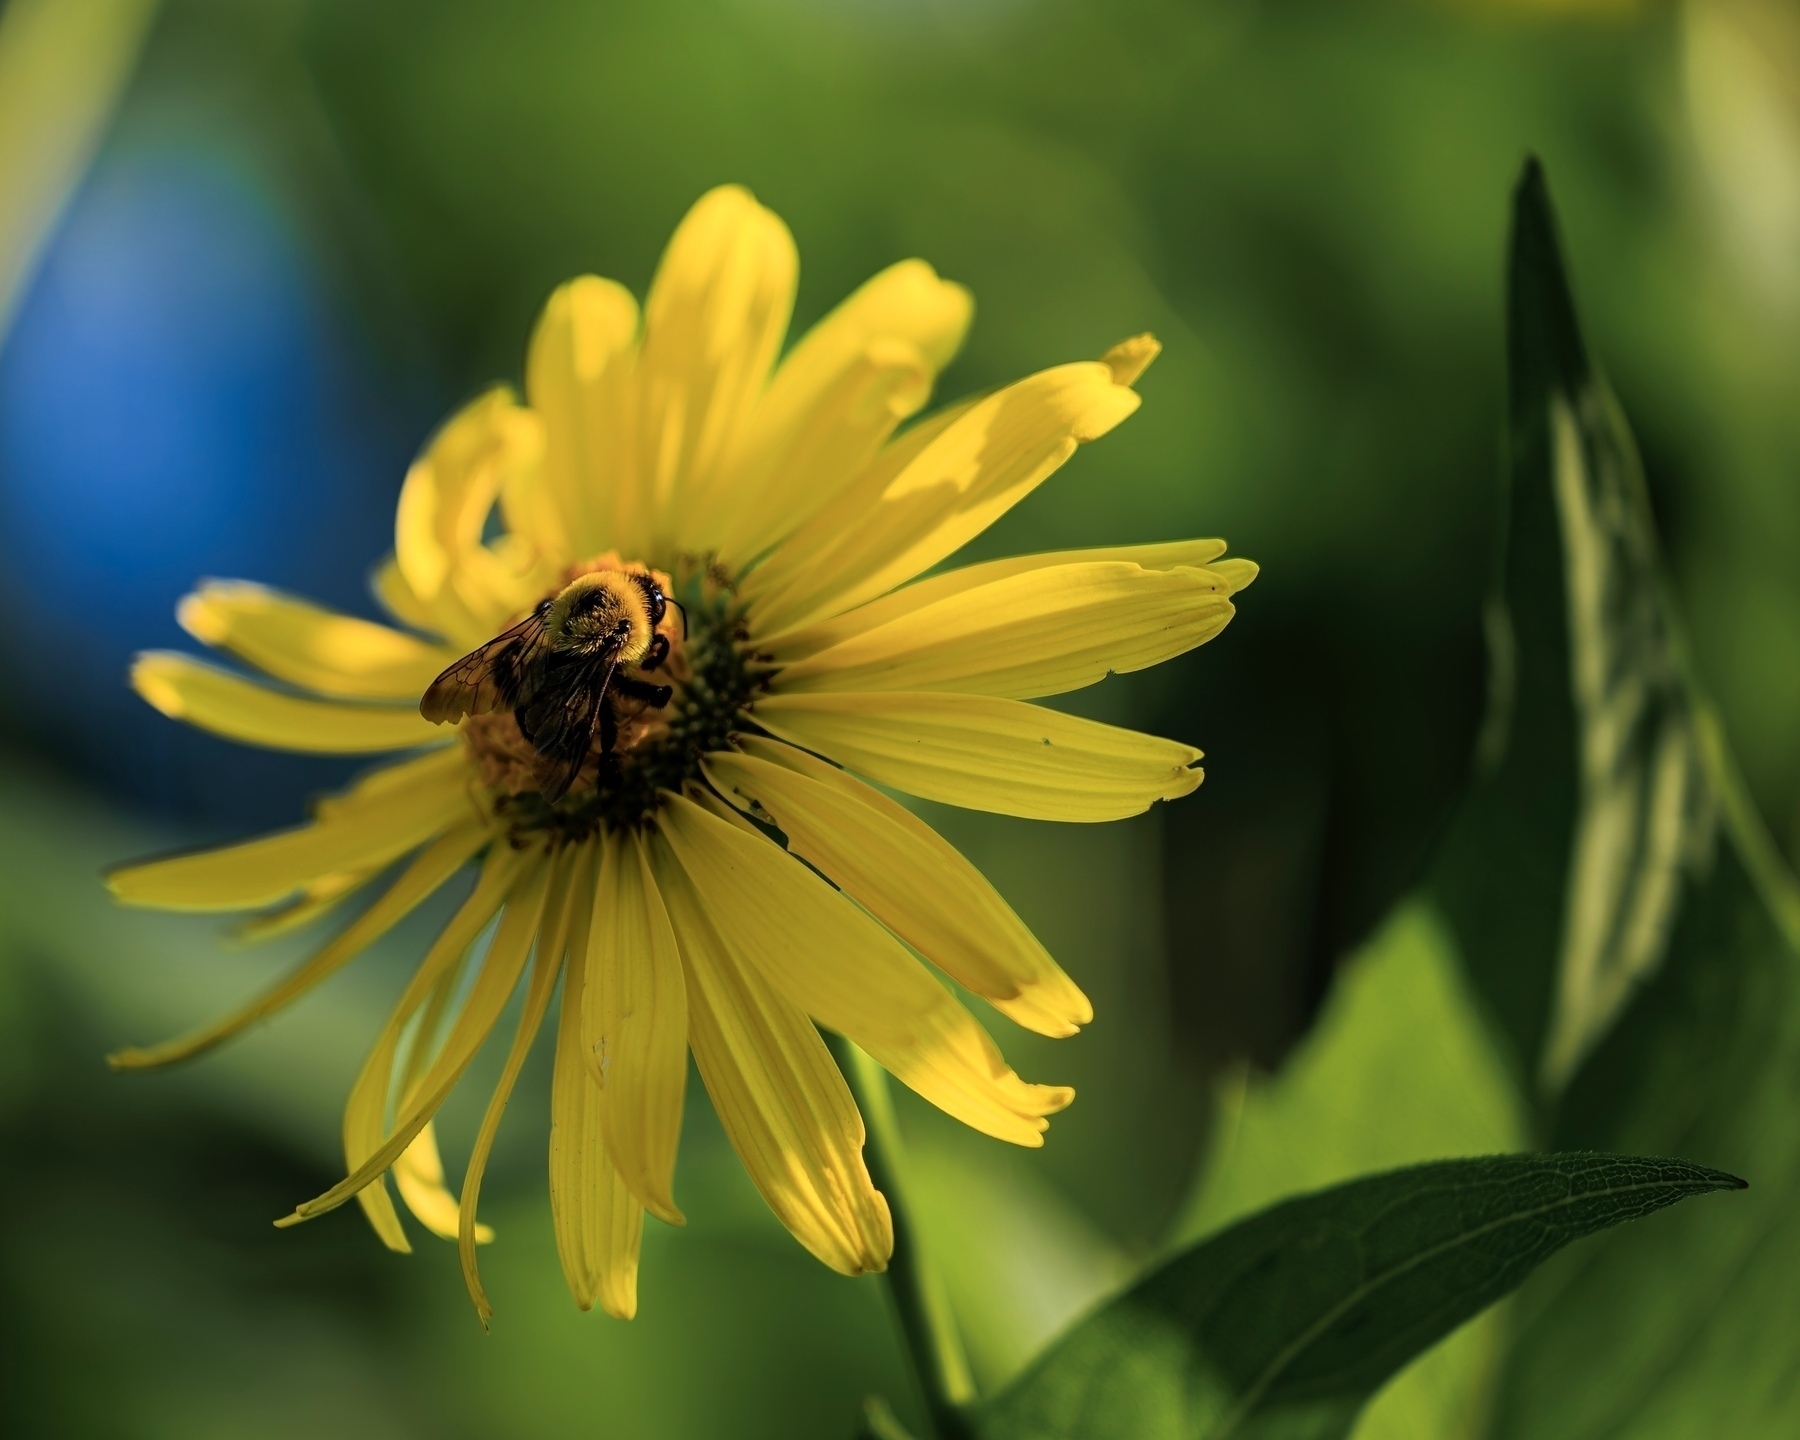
[668, 597, 688, 639]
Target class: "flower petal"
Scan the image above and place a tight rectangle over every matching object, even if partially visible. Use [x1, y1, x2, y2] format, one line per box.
[740, 360, 1141, 634]
[753, 692, 1203, 822]
[459, 848, 577, 1323]
[313, 843, 524, 1251]
[108, 819, 489, 1069]
[107, 747, 476, 911]
[583, 830, 688, 1226]
[176, 581, 460, 702]
[395, 388, 551, 646]
[759, 538, 1236, 661]
[132, 652, 449, 754]
[550, 843, 644, 1316]
[656, 795, 1070, 1146]
[524, 275, 640, 561]
[231, 868, 375, 944]
[773, 562, 1235, 700]
[393, 1121, 494, 1245]
[633, 185, 798, 556]
[1207, 556, 1259, 593]
[649, 832, 891, 1274]
[281, 848, 545, 1232]
[715, 259, 973, 560]
[705, 740, 1090, 1038]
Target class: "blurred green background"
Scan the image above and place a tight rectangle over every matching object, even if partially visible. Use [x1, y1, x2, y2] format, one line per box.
[2, 0, 1797, 1434]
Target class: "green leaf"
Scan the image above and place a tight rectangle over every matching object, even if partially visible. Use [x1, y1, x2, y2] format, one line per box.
[977, 1154, 1743, 1440]
[1433, 161, 1800, 1437]
[1438, 157, 1714, 1096]
[1168, 902, 1526, 1439]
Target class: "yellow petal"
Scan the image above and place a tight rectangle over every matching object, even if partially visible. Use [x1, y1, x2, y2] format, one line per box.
[177, 581, 460, 702]
[715, 259, 973, 560]
[132, 652, 449, 754]
[633, 185, 798, 555]
[107, 747, 475, 911]
[318, 843, 524, 1251]
[394, 388, 552, 645]
[109, 819, 489, 1069]
[648, 832, 892, 1274]
[759, 538, 1235, 661]
[550, 843, 644, 1316]
[393, 1120, 494, 1245]
[1099, 332, 1161, 386]
[1207, 556, 1259, 593]
[741, 361, 1140, 635]
[281, 848, 543, 1233]
[656, 795, 1070, 1146]
[458, 848, 577, 1323]
[773, 562, 1235, 700]
[753, 692, 1203, 823]
[524, 275, 640, 560]
[583, 831, 688, 1226]
[373, 555, 448, 639]
[705, 740, 1090, 1037]
[230, 868, 374, 944]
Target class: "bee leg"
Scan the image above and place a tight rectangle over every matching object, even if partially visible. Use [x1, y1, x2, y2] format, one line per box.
[592, 703, 623, 782]
[640, 633, 670, 672]
[615, 676, 674, 710]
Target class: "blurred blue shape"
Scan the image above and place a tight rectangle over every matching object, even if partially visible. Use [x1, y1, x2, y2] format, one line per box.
[0, 143, 424, 828]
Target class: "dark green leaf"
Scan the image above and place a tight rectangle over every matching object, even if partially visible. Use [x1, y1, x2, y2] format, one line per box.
[977, 1154, 1742, 1440]
[1434, 161, 1800, 1437]
[1439, 157, 1712, 1096]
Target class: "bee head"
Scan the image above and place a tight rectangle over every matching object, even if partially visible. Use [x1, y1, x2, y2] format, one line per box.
[548, 570, 656, 664]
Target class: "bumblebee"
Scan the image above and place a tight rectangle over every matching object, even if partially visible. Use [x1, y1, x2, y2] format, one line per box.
[421, 568, 677, 803]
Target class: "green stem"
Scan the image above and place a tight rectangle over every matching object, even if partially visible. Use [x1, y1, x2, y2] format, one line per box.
[829, 1033, 977, 1440]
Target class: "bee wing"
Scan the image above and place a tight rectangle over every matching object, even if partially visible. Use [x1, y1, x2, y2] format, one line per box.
[523, 660, 617, 805]
[419, 609, 551, 723]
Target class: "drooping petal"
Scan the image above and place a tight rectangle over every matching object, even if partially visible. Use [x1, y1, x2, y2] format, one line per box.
[393, 1121, 494, 1245]
[772, 562, 1235, 700]
[524, 276, 640, 561]
[550, 843, 644, 1316]
[231, 868, 376, 944]
[656, 795, 1070, 1146]
[705, 740, 1090, 1037]
[281, 847, 545, 1234]
[740, 360, 1141, 635]
[176, 581, 460, 701]
[632, 185, 798, 556]
[648, 832, 891, 1274]
[759, 538, 1239, 661]
[394, 388, 551, 646]
[132, 652, 448, 754]
[583, 831, 688, 1225]
[714, 259, 973, 561]
[753, 692, 1203, 822]
[107, 747, 476, 911]
[313, 843, 524, 1251]
[458, 848, 577, 1323]
[108, 819, 489, 1070]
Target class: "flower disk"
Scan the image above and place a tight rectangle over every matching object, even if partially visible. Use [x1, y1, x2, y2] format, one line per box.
[109, 185, 1258, 1322]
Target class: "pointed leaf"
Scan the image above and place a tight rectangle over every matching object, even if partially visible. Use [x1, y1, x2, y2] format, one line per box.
[978, 1153, 1742, 1440]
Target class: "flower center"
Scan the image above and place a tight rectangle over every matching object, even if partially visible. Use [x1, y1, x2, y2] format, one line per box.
[463, 557, 763, 842]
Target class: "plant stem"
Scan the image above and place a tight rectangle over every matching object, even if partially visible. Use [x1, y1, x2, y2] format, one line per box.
[830, 1033, 977, 1440]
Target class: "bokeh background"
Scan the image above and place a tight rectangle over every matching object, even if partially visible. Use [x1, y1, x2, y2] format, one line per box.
[2, 0, 1797, 1434]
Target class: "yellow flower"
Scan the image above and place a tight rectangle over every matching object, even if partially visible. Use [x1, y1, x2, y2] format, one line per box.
[108, 186, 1256, 1322]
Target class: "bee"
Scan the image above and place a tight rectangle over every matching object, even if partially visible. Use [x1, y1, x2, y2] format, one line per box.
[421, 568, 678, 803]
